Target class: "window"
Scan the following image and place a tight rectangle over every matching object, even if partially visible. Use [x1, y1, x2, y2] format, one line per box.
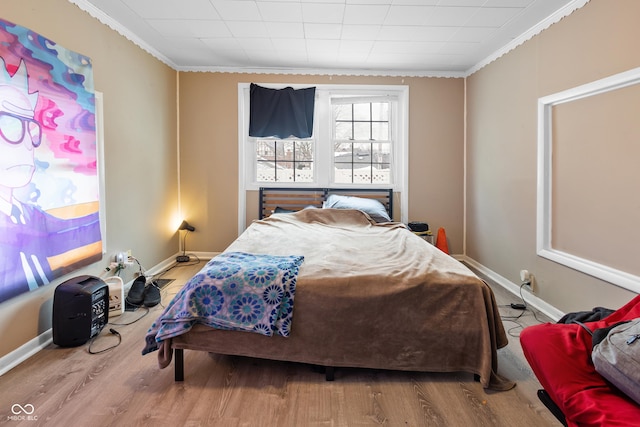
[333, 100, 391, 184]
[255, 139, 314, 183]
[238, 83, 408, 231]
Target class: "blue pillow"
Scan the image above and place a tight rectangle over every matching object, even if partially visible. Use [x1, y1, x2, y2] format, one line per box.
[273, 205, 318, 214]
[323, 194, 391, 222]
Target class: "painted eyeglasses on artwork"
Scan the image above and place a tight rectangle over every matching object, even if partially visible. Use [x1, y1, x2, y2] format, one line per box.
[0, 111, 42, 148]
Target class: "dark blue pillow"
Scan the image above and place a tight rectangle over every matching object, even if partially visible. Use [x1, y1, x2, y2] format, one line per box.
[274, 207, 296, 214]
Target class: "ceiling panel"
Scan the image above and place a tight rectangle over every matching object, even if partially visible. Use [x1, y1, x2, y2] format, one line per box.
[74, 0, 587, 76]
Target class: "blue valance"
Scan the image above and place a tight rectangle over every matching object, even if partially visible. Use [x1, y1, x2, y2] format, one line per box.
[249, 83, 315, 138]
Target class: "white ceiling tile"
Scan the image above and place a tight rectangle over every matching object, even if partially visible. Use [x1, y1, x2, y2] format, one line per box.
[466, 7, 523, 27]
[147, 20, 231, 39]
[237, 37, 275, 51]
[377, 25, 459, 42]
[213, 0, 262, 21]
[483, 0, 534, 7]
[346, 0, 392, 4]
[125, 0, 221, 20]
[391, 0, 438, 5]
[203, 48, 250, 66]
[341, 24, 382, 40]
[304, 23, 343, 39]
[339, 39, 374, 53]
[371, 40, 444, 54]
[301, 3, 346, 23]
[440, 41, 480, 55]
[226, 21, 270, 38]
[436, 0, 485, 6]
[271, 38, 308, 52]
[343, 5, 390, 25]
[266, 22, 305, 38]
[449, 26, 498, 43]
[384, 5, 435, 26]
[244, 49, 282, 64]
[274, 51, 308, 63]
[200, 38, 243, 51]
[306, 39, 341, 52]
[423, 6, 480, 26]
[257, 1, 304, 22]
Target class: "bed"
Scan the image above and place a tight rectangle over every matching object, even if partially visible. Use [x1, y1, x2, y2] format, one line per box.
[143, 188, 514, 391]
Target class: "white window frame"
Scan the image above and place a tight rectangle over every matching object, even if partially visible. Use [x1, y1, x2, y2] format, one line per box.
[238, 83, 409, 233]
[330, 94, 394, 186]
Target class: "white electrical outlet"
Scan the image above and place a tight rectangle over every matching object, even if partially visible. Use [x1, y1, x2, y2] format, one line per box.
[520, 269, 530, 282]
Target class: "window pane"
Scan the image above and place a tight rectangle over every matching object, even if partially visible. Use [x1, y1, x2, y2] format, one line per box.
[276, 141, 293, 162]
[372, 142, 391, 183]
[353, 122, 370, 140]
[255, 139, 314, 183]
[353, 142, 372, 183]
[256, 160, 276, 182]
[334, 167, 353, 184]
[353, 103, 370, 121]
[353, 142, 371, 165]
[372, 142, 390, 164]
[371, 102, 388, 120]
[332, 141, 391, 184]
[257, 140, 276, 158]
[334, 104, 352, 121]
[294, 162, 314, 182]
[334, 142, 352, 183]
[353, 164, 373, 184]
[334, 142, 352, 165]
[335, 122, 352, 140]
[371, 122, 388, 140]
[277, 165, 294, 182]
[295, 141, 313, 161]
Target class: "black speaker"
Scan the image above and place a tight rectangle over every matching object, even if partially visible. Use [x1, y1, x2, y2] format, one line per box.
[52, 275, 109, 347]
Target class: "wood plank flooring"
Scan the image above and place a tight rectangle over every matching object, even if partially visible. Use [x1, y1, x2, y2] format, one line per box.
[0, 260, 562, 426]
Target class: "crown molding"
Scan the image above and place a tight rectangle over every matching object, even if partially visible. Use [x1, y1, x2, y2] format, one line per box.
[68, 0, 178, 69]
[464, 0, 591, 77]
[176, 65, 465, 78]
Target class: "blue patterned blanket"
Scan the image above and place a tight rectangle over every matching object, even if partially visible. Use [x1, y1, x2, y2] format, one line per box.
[142, 252, 304, 355]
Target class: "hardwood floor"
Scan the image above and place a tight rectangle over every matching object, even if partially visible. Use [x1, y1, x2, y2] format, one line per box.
[0, 260, 562, 426]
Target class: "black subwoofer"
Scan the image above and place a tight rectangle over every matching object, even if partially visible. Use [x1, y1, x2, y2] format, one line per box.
[52, 275, 109, 347]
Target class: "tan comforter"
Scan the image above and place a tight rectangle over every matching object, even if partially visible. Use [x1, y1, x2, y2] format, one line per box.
[158, 209, 514, 390]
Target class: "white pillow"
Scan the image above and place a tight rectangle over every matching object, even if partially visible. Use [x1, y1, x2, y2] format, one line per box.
[323, 194, 391, 222]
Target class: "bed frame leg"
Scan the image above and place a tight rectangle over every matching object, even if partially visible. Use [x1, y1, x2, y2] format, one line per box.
[325, 366, 335, 381]
[175, 348, 184, 382]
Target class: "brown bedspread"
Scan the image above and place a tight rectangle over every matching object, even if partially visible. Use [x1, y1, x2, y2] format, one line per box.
[158, 209, 514, 390]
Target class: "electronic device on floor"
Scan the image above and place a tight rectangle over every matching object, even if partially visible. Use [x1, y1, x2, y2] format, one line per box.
[52, 275, 109, 347]
[104, 276, 124, 317]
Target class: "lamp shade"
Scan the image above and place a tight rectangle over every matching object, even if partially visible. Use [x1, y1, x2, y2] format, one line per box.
[179, 220, 195, 232]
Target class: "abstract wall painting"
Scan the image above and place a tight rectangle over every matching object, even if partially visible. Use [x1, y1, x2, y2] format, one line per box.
[0, 18, 102, 303]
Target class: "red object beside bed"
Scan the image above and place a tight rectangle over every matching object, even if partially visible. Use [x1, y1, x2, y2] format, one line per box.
[521, 294, 640, 427]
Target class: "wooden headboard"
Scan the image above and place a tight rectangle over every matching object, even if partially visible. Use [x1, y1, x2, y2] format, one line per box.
[259, 187, 393, 220]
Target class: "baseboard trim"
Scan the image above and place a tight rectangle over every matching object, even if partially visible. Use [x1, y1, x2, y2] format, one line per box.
[460, 255, 564, 321]
[0, 329, 52, 376]
[1, 253, 219, 377]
